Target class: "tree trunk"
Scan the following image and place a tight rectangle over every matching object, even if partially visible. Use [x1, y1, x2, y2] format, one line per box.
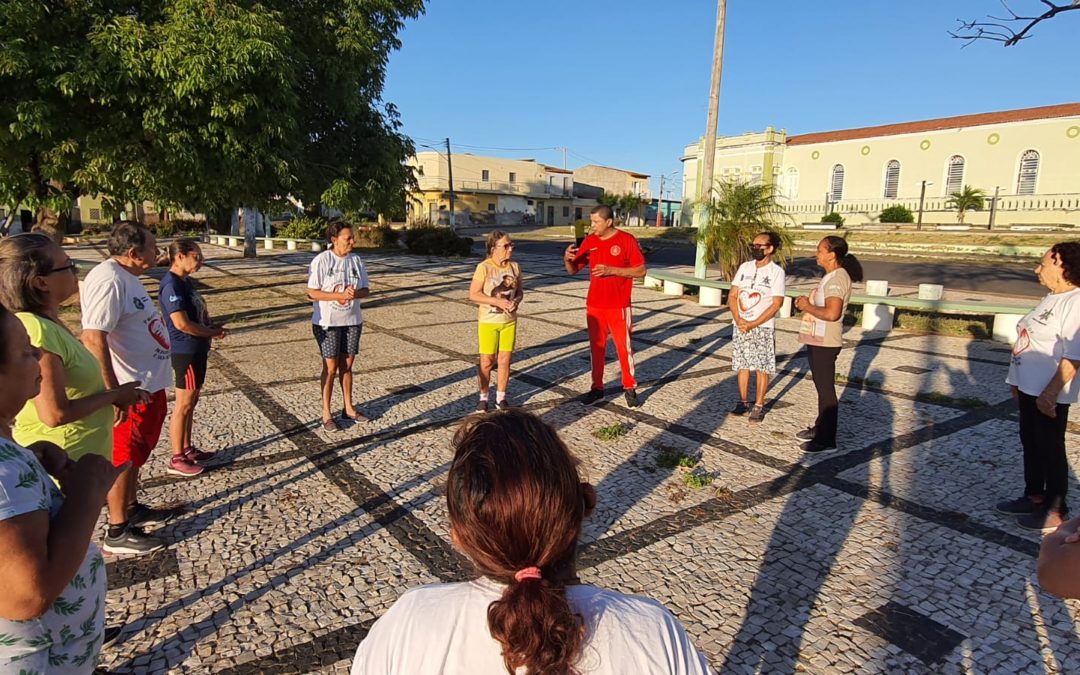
[241, 208, 257, 258]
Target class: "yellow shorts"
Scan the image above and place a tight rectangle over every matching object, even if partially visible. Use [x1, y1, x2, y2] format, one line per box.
[478, 321, 517, 355]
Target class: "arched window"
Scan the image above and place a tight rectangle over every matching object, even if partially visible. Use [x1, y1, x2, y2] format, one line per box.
[1016, 149, 1039, 195]
[830, 164, 844, 202]
[883, 160, 901, 199]
[944, 155, 965, 195]
[784, 167, 800, 200]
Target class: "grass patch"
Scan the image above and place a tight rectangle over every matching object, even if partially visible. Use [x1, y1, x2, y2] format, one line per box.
[656, 447, 699, 469]
[835, 373, 884, 389]
[683, 471, 714, 489]
[842, 307, 993, 339]
[594, 422, 629, 442]
[688, 337, 702, 345]
[915, 391, 990, 408]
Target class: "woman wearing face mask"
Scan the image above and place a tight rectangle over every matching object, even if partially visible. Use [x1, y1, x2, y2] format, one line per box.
[728, 231, 786, 422]
[469, 231, 523, 411]
[997, 241, 1080, 532]
[793, 236, 861, 453]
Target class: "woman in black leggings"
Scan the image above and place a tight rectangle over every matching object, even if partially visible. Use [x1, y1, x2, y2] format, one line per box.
[794, 236, 860, 453]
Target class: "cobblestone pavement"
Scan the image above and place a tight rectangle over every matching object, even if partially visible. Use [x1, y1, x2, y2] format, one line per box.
[74, 241, 1080, 674]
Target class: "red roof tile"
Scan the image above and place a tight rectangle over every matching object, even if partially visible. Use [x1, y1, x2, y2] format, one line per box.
[786, 103, 1080, 146]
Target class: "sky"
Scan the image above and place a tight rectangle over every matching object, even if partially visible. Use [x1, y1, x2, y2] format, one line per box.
[383, 0, 1080, 195]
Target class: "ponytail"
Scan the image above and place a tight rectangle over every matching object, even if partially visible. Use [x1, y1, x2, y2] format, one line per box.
[822, 235, 863, 282]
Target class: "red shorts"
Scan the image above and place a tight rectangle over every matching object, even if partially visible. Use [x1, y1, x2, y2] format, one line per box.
[112, 390, 168, 469]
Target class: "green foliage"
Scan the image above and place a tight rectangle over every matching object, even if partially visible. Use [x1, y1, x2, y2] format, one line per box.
[821, 212, 845, 225]
[598, 192, 643, 225]
[683, 471, 714, 489]
[946, 185, 987, 223]
[277, 217, 328, 241]
[878, 205, 914, 223]
[694, 180, 793, 280]
[594, 422, 629, 441]
[0, 0, 424, 224]
[359, 225, 400, 248]
[404, 225, 472, 256]
[655, 447, 699, 469]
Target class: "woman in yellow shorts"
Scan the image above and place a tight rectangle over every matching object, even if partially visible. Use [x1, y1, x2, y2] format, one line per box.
[469, 231, 523, 411]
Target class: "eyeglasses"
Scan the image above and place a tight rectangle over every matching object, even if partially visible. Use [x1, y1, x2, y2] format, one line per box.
[47, 262, 79, 275]
[497, 243, 515, 249]
[750, 244, 771, 249]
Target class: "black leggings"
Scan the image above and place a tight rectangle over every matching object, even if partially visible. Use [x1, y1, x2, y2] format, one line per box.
[1018, 392, 1070, 514]
[807, 346, 842, 445]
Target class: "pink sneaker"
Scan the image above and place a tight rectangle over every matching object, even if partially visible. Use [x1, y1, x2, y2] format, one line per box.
[167, 455, 205, 477]
[184, 447, 216, 463]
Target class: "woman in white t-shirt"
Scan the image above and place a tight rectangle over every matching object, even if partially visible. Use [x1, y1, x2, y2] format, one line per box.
[728, 231, 786, 422]
[998, 242, 1080, 532]
[352, 410, 712, 674]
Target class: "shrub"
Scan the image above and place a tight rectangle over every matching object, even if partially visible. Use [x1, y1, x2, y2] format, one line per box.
[353, 224, 400, 248]
[277, 216, 327, 241]
[821, 212, 844, 226]
[404, 225, 473, 256]
[153, 220, 176, 238]
[879, 205, 914, 223]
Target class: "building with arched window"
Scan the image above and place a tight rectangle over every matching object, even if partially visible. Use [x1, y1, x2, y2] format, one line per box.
[681, 103, 1080, 227]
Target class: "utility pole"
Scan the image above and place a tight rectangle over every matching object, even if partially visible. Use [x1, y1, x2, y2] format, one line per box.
[916, 180, 931, 230]
[445, 138, 456, 231]
[694, 0, 727, 279]
[556, 146, 568, 169]
[987, 186, 1000, 230]
[656, 174, 665, 227]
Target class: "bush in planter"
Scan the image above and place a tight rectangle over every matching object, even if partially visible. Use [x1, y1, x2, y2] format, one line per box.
[405, 225, 472, 256]
[821, 212, 844, 226]
[878, 205, 914, 223]
[364, 225, 400, 247]
[277, 216, 327, 241]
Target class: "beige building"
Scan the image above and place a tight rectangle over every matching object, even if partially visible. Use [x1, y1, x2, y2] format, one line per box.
[406, 152, 574, 227]
[681, 103, 1080, 227]
[573, 165, 651, 201]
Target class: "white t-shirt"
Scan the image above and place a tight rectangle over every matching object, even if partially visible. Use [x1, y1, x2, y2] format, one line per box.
[352, 578, 712, 675]
[308, 250, 368, 327]
[732, 260, 786, 330]
[81, 259, 172, 394]
[1006, 287, 1080, 403]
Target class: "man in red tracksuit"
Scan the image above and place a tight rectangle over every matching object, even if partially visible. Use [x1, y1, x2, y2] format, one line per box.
[563, 205, 647, 407]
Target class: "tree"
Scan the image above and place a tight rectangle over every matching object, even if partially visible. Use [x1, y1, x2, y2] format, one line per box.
[0, 0, 424, 251]
[952, 0, 1080, 46]
[694, 180, 793, 280]
[947, 185, 987, 223]
[598, 192, 643, 226]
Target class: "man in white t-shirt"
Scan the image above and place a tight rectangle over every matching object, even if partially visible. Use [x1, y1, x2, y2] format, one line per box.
[81, 221, 174, 555]
[728, 232, 786, 422]
[307, 222, 370, 432]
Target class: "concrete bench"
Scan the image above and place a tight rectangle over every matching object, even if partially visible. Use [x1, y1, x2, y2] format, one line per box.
[642, 268, 1034, 343]
[802, 223, 839, 230]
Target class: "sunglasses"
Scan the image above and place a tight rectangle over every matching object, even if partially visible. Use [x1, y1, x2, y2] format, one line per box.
[47, 262, 79, 275]
[749, 244, 772, 249]
[496, 243, 515, 249]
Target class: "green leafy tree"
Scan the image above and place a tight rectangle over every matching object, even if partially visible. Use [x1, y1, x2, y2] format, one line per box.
[0, 0, 424, 249]
[946, 185, 986, 223]
[597, 192, 642, 226]
[694, 180, 793, 280]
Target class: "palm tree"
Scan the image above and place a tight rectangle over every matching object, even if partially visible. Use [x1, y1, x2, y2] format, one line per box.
[946, 185, 986, 224]
[694, 179, 793, 280]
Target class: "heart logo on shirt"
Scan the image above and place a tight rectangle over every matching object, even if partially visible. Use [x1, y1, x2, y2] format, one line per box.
[1012, 327, 1030, 356]
[147, 317, 170, 350]
[739, 291, 762, 313]
[332, 282, 354, 307]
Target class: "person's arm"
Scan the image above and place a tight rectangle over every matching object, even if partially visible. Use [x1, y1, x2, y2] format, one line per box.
[81, 330, 120, 391]
[0, 455, 125, 620]
[31, 352, 143, 427]
[469, 267, 513, 311]
[1036, 357, 1079, 418]
[1037, 516, 1080, 599]
[795, 296, 843, 322]
[169, 311, 224, 339]
[563, 243, 585, 275]
[593, 235, 647, 279]
[728, 284, 748, 332]
[747, 296, 786, 330]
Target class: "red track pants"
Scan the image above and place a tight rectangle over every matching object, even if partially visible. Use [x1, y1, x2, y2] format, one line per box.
[586, 305, 636, 390]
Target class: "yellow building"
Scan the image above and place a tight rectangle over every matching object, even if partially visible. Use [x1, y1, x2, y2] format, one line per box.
[681, 103, 1080, 227]
[406, 152, 574, 227]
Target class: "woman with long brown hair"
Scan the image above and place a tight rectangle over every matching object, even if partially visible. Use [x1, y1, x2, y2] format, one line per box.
[352, 410, 710, 674]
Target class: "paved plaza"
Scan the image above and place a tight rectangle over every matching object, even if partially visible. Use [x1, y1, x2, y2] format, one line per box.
[78, 242, 1080, 674]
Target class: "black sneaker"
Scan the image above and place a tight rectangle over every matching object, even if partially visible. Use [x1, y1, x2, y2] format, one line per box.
[475, 399, 489, 413]
[995, 496, 1044, 516]
[732, 401, 750, 416]
[127, 502, 183, 528]
[102, 624, 123, 648]
[580, 389, 604, 405]
[748, 405, 765, 422]
[103, 525, 165, 555]
[800, 440, 836, 454]
[1016, 510, 1067, 533]
[497, 399, 510, 410]
[795, 427, 816, 441]
[624, 389, 640, 408]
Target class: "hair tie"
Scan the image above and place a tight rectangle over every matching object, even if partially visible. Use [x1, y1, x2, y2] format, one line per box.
[514, 566, 542, 583]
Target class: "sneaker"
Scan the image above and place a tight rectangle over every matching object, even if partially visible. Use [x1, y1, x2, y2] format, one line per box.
[800, 440, 836, 454]
[624, 389, 640, 408]
[580, 389, 604, 405]
[475, 399, 489, 412]
[731, 401, 750, 416]
[102, 624, 123, 648]
[497, 399, 510, 410]
[183, 447, 216, 464]
[795, 427, 816, 441]
[748, 405, 765, 422]
[127, 502, 183, 528]
[995, 496, 1044, 516]
[103, 525, 165, 555]
[167, 455, 205, 477]
[1017, 510, 1067, 532]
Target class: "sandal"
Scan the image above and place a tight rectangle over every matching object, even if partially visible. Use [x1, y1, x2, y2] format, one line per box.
[321, 419, 340, 432]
